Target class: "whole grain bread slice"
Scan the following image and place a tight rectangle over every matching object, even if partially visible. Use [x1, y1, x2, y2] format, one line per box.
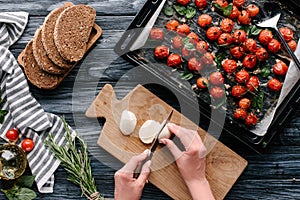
[23, 41, 59, 89]
[42, 4, 73, 69]
[33, 27, 66, 75]
[54, 5, 96, 62]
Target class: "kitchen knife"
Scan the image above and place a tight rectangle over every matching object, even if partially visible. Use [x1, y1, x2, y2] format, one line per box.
[133, 110, 173, 179]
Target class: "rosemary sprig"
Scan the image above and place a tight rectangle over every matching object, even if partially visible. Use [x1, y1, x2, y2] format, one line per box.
[44, 118, 103, 200]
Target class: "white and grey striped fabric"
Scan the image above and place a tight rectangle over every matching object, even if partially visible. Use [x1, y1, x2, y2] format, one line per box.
[0, 12, 75, 193]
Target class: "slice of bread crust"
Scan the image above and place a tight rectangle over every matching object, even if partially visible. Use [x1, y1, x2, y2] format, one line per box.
[42, 4, 73, 69]
[54, 5, 96, 62]
[23, 41, 59, 89]
[33, 27, 66, 75]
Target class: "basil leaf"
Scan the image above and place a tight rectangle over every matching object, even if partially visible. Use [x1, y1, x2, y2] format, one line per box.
[0, 109, 7, 124]
[215, 52, 226, 68]
[257, 91, 264, 110]
[186, 6, 196, 19]
[223, 4, 233, 17]
[163, 5, 174, 17]
[250, 25, 262, 36]
[173, 5, 186, 16]
[182, 37, 190, 45]
[2, 186, 20, 200]
[184, 42, 196, 50]
[240, 25, 251, 35]
[212, 2, 223, 11]
[16, 176, 35, 188]
[180, 72, 194, 80]
[260, 64, 271, 77]
[17, 188, 37, 200]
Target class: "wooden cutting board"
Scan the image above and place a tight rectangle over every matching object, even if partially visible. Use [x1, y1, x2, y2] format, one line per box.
[86, 84, 248, 200]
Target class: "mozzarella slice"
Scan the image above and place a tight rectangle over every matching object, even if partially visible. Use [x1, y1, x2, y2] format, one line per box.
[119, 110, 137, 135]
[139, 120, 160, 144]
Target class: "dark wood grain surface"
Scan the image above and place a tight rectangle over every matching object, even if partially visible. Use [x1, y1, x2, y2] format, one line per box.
[1, 0, 300, 199]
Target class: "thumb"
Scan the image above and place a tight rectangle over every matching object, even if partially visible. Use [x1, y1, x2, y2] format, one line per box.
[137, 160, 151, 185]
[160, 138, 183, 160]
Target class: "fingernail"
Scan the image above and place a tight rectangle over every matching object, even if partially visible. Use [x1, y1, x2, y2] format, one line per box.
[143, 149, 149, 154]
[167, 123, 175, 128]
[160, 139, 166, 144]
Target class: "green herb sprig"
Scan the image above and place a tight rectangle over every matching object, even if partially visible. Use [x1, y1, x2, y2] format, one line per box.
[0, 94, 8, 124]
[44, 118, 103, 200]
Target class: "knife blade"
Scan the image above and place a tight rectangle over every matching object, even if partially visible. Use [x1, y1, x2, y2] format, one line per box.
[133, 110, 173, 178]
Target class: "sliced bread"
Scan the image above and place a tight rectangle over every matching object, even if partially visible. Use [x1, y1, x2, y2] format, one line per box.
[54, 5, 96, 62]
[33, 27, 66, 75]
[41, 4, 73, 69]
[23, 41, 59, 89]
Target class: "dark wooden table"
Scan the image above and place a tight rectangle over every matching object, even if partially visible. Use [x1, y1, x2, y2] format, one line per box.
[1, 0, 300, 199]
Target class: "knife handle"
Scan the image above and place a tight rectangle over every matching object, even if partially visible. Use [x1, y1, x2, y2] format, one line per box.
[133, 158, 148, 179]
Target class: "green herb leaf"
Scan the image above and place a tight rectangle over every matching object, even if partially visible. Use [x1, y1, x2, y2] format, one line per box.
[163, 5, 174, 17]
[240, 25, 251, 35]
[212, 2, 223, 10]
[184, 42, 196, 50]
[173, 5, 186, 16]
[252, 91, 264, 110]
[215, 52, 226, 68]
[17, 188, 37, 200]
[180, 71, 194, 80]
[182, 37, 190, 45]
[223, 4, 233, 17]
[260, 64, 271, 77]
[16, 175, 35, 188]
[186, 6, 196, 19]
[0, 109, 8, 124]
[250, 25, 262, 36]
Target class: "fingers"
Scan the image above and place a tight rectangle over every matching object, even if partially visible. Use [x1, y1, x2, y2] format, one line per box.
[160, 138, 183, 160]
[136, 160, 151, 185]
[121, 149, 150, 173]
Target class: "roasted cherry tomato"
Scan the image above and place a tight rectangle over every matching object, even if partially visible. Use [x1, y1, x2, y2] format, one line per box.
[273, 60, 288, 76]
[258, 29, 273, 46]
[188, 57, 203, 71]
[172, 35, 182, 49]
[245, 113, 258, 126]
[238, 10, 251, 25]
[220, 18, 234, 33]
[255, 47, 268, 61]
[206, 26, 222, 41]
[177, 0, 190, 6]
[246, 4, 260, 17]
[228, 5, 240, 19]
[177, 24, 191, 35]
[288, 40, 297, 52]
[213, 0, 228, 8]
[5, 128, 19, 141]
[209, 71, 224, 85]
[21, 138, 35, 152]
[210, 86, 225, 99]
[235, 69, 250, 84]
[232, 85, 247, 98]
[244, 38, 257, 53]
[246, 76, 259, 92]
[196, 77, 209, 89]
[222, 59, 237, 73]
[150, 28, 164, 40]
[268, 39, 281, 53]
[195, 0, 208, 9]
[233, 0, 245, 8]
[218, 33, 233, 46]
[167, 53, 182, 67]
[243, 54, 257, 69]
[196, 41, 209, 53]
[181, 47, 194, 58]
[197, 14, 212, 28]
[234, 108, 248, 120]
[238, 98, 251, 109]
[201, 52, 214, 66]
[187, 32, 199, 44]
[279, 27, 294, 42]
[166, 19, 179, 31]
[154, 46, 169, 59]
[230, 46, 245, 59]
[232, 30, 247, 43]
[268, 78, 282, 91]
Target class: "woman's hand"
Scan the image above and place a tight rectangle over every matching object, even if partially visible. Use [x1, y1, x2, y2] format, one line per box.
[114, 150, 151, 200]
[160, 123, 215, 200]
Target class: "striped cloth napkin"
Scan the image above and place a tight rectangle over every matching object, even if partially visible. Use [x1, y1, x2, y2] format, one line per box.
[0, 12, 75, 193]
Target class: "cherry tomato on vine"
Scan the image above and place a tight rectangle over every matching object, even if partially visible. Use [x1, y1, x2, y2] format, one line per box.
[154, 46, 169, 59]
[188, 57, 203, 71]
[5, 128, 19, 141]
[209, 71, 224, 85]
[150, 28, 164, 40]
[232, 85, 247, 98]
[288, 40, 297, 52]
[197, 14, 212, 28]
[177, 24, 191, 35]
[195, 0, 208, 9]
[196, 41, 209, 53]
[238, 10, 251, 25]
[230, 46, 245, 59]
[218, 33, 233, 46]
[167, 54, 182, 67]
[222, 59, 237, 73]
[243, 54, 257, 69]
[258, 29, 273, 46]
[232, 30, 247, 43]
[172, 35, 182, 49]
[233, 0, 245, 8]
[246, 76, 259, 92]
[166, 19, 179, 31]
[213, 0, 228, 8]
[177, 0, 190, 6]
[255, 47, 268, 61]
[243, 38, 257, 53]
[238, 98, 251, 109]
[210, 86, 225, 99]
[201, 52, 214, 66]
[245, 113, 258, 126]
[268, 78, 282, 91]
[182, 47, 194, 58]
[220, 18, 234, 33]
[273, 60, 288, 76]
[268, 39, 281, 53]
[228, 5, 240, 19]
[187, 32, 199, 44]
[246, 4, 260, 17]
[234, 108, 248, 120]
[21, 138, 35, 152]
[235, 69, 250, 84]
[279, 27, 294, 42]
[196, 77, 209, 89]
[206, 26, 222, 41]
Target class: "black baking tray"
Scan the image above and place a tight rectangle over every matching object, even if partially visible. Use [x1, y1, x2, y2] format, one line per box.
[114, 0, 300, 151]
